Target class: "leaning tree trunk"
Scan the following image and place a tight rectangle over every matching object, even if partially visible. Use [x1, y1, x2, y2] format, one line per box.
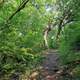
[43, 29, 49, 48]
[43, 23, 52, 48]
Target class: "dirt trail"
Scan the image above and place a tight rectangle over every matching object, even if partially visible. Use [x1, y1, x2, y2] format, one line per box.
[42, 49, 60, 72]
[30, 49, 60, 80]
[30, 49, 78, 80]
[38, 49, 60, 80]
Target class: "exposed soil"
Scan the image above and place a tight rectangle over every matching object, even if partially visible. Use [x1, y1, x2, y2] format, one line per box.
[38, 49, 60, 80]
[29, 49, 80, 80]
[29, 49, 61, 80]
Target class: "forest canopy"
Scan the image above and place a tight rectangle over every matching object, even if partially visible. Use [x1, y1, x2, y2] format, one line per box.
[0, 0, 80, 80]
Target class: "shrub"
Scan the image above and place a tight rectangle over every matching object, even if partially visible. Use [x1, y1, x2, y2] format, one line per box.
[0, 47, 43, 79]
[59, 22, 80, 64]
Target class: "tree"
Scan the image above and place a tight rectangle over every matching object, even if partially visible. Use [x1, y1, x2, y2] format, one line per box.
[56, 0, 80, 38]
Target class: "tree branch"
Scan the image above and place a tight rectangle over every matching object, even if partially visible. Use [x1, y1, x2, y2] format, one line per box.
[56, 8, 73, 39]
[7, 0, 29, 21]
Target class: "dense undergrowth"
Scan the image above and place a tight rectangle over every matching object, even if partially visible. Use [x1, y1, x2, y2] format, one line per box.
[0, 0, 46, 79]
[0, 0, 80, 80]
[0, 47, 44, 79]
[59, 22, 80, 78]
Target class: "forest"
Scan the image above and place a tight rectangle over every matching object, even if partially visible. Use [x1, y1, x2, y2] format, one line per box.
[0, 0, 80, 80]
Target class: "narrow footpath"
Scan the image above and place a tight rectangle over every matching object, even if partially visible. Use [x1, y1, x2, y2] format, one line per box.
[29, 49, 61, 80]
[39, 49, 60, 80]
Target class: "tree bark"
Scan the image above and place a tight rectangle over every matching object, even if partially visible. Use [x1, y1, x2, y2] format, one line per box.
[43, 24, 52, 48]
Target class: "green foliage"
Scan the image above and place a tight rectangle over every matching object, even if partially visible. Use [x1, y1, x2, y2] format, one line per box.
[48, 29, 58, 49]
[72, 65, 80, 78]
[0, 0, 47, 79]
[0, 47, 43, 78]
[0, 0, 80, 79]
[59, 22, 80, 64]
